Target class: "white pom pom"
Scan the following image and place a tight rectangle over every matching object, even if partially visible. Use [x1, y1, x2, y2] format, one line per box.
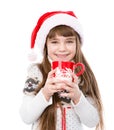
[27, 48, 43, 63]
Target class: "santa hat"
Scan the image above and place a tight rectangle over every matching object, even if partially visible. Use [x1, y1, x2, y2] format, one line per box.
[28, 11, 83, 63]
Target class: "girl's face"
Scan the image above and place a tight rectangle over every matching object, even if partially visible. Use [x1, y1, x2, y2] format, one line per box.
[47, 35, 76, 61]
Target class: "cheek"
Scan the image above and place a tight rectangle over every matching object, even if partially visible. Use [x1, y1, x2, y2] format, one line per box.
[47, 49, 52, 56]
[47, 45, 55, 55]
[73, 48, 76, 54]
[69, 45, 76, 53]
[70, 46, 76, 57]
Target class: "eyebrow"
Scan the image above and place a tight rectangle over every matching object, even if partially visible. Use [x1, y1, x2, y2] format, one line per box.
[49, 36, 75, 40]
[66, 37, 75, 39]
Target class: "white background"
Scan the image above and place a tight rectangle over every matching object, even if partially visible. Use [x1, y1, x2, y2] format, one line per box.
[0, 0, 113, 130]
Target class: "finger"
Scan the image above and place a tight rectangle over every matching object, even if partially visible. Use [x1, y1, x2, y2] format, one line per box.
[47, 68, 57, 78]
[56, 83, 65, 91]
[71, 72, 78, 83]
[62, 80, 73, 88]
[71, 72, 80, 85]
[49, 82, 64, 93]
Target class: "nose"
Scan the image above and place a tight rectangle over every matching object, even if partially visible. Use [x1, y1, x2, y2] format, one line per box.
[59, 43, 66, 51]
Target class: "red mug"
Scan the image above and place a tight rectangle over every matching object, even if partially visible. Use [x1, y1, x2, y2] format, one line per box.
[52, 61, 85, 103]
[52, 61, 85, 78]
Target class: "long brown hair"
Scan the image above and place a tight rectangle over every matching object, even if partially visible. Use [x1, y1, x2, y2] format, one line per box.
[35, 25, 104, 130]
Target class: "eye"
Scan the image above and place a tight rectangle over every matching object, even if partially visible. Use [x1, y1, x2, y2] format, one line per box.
[50, 40, 59, 44]
[66, 40, 74, 44]
[65, 37, 75, 44]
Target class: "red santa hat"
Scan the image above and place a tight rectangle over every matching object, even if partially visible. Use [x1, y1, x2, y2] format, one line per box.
[28, 11, 83, 63]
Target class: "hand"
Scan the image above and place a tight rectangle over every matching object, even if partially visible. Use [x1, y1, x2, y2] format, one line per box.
[42, 68, 66, 101]
[59, 72, 81, 104]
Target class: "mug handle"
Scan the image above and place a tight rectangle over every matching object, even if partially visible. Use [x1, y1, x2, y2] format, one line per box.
[74, 63, 85, 76]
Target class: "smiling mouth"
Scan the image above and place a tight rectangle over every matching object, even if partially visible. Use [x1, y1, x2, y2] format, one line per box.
[56, 54, 69, 58]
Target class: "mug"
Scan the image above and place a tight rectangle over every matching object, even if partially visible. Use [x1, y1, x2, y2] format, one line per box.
[51, 61, 85, 103]
[52, 61, 85, 78]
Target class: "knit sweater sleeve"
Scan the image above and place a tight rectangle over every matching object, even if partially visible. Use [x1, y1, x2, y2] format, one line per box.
[71, 92, 99, 128]
[19, 64, 52, 124]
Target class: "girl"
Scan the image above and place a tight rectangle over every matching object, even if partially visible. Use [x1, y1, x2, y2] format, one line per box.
[20, 11, 104, 130]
